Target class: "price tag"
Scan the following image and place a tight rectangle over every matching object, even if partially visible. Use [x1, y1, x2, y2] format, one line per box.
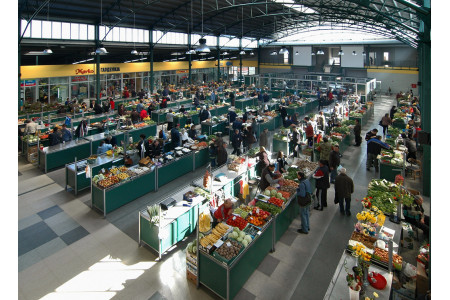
[389, 198, 393, 203]
[226, 242, 231, 247]
[101, 168, 105, 173]
[257, 231, 262, 235]
[232, 216, 236, 221]
[256, 209, 260, 215]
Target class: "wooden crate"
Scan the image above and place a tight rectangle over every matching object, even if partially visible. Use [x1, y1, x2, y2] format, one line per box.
[186, 270, 197, 285]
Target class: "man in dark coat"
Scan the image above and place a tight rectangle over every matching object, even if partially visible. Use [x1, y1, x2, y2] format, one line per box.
[227, 109, 237, 124]
[365, 128, 378, 142]
[334, 167, 354, 216]
[231, 129, 242, 155]
[366, 135, 391, 171]
[353, 119, 362, 146]
[328, 145, 341, 184]
[170, 124, 181, 149]
[313, 159, 330, 211]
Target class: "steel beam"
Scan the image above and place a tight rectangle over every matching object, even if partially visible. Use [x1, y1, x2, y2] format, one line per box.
[149, 28, 154, 93]
[95, 24, 101, 104]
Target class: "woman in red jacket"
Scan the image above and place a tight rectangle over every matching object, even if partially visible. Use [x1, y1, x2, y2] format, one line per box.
[305, 122, 314, 147]
[109, 97, 115, 110]
[140, 109, 148, 120]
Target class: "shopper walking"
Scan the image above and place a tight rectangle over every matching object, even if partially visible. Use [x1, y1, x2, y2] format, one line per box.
[353, 119, 362, 146]
[318, 136, 332, 162]
[290, 126, 300, 157]
[366, 135, 391, 172]
[365, 128, 378, 142]
[166, 109, 174, 130]
[137, 134, 150, 159]
[329, 144, 341, 184]
[380, 113, 392, 136]
[389, 106, 397, 120]
[313, 159, 330, 211]
[208, 142, 217, 167]
[334, 167, 354, 216]
[277, 151, 288, 173]
[305, 122, 314, 147]
[130, 108, 140, 124]
[256, 146, 270, 177]
[296, 171, 312, 234]
[216, 142, 228, 166]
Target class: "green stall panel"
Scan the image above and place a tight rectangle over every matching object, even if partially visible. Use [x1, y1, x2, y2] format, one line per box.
[199, 253, 228, 298]
[275, 199, 298, 242]
[151, 111, 167, 124]
[194, 148, 209, 170]
[176, 210, 191, 242]
[157, 154, 194, 188]
[286, 107, 297, 117]
[201, 122, 227, 136]
[92, 169, 156, 215]
[173, 116, 187, 129]
[39, 141, 91, 173]
[379, 162, 403, 183]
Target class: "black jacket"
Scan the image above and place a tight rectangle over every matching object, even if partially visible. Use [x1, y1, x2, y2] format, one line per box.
[315, 165, 330, 189]
[334, 173, 354, 198]
[365, 130, 377, 141]
[231, 133, 242, 148]
[137, 140, 150, 157]
[104, 137, 117, 147]
[149, 143, 163, 158]
[328, 150, 341, 169]
[354, 123, 361, 136]
[217, 146, 228, 166]
[227, 111, 237, 123]
[94, 103, 103, 115]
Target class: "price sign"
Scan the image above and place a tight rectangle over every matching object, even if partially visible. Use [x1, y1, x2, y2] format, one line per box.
[256, 209, 260, 214]
[226, 242, 231, 247]
[232, 216, 236, 221]
[257, 231, 262, 235]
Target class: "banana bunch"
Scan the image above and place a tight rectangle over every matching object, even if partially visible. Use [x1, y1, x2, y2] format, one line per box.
[200, 223, 229, 248]
[199, 212, 211, 233]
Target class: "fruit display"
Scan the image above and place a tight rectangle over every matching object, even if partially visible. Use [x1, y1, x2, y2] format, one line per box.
[280, 185, 297, 196]
[215, 239, 243, 261]
[251, 207, 270, 220]
[279, 178, 299, 188]
[226, 215, 248, 230]
[97, 175, 120, 189]
[110, 167, 120, 175]
[228, 227, 253, 247]
[255, 201, 282, 215]
[199, 212, 212, 233]
[350, 231, 377, 249]
[200, 223, 229, 248]
[243, 224, 259, 237]
[263, 189, 287, 201]
[268, 197, 284, 207]
[117, 173, 129, 181]
[247, 215, 266, 227]
[373, 247, 403, 270]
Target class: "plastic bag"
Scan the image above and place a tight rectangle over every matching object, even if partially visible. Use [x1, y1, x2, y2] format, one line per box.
[403, 263, 417, 278]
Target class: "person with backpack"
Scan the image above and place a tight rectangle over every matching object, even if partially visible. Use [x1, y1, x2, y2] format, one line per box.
[296, 171, 312, 234]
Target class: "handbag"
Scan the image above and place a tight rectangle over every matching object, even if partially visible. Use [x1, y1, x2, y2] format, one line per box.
[379, 120, 383, 126]
[297, 182, 312, 207]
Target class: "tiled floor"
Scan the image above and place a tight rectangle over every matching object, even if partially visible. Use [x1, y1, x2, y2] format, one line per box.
[18, 95, 429, 300]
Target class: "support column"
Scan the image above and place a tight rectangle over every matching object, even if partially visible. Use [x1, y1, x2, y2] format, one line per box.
[149, 28, 154, 94]
[217, 36, 220, 82]
[257, 40, 261, 75]
[18, 11, 22, 110]
[239, 38, 243, 84]
[95, 24, 101, 104]
[365, 45, 370, 66]
[188, 34, 192, 84]
[418, 3, 431, 197]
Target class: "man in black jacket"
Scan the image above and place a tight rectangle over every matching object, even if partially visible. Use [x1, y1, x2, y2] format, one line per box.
[354, 119, 362, 146]
[366, 135, 391, 171]
[334, 167, 354, 216]
[365, 128, 378, 141]
[313, 159, 330, 211]
[231, 129, 242, 155]
[328, 145, 341, 184]
[227, 109, 237, 123]
[149, 139, 163, 159]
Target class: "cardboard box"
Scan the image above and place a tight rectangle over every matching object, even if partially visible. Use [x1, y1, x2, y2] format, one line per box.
[416, 262, 429, 296]
[186, 270, 197, 285]
[186, 251, 197, 265]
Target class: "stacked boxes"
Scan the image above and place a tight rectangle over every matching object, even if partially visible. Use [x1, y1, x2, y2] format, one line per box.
[186, 251, 197, 284]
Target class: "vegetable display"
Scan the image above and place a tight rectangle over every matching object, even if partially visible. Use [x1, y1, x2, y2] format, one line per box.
[268, 197, 284, 207]
[226, 215, 248, 230]
[366, 179, 414, 214]
[228, 227, 253, 247]
[215, 239, 243, 261]
[247, 215, 266, 227]
[251, 207, 271, 220]
[255, 201, 282, 215]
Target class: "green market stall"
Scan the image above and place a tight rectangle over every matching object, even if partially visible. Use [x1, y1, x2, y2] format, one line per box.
[38, 138, 91, 173]
[91, 166, 156, 216]
[157, 154, 195, 188]
[139, 186, 209, 259]
[65, 154, 124, 195]
[201, 121, 228, 136]
[235, 98, 256, 110]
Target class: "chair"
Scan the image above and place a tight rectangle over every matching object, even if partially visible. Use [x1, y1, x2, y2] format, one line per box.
[406, 159, 422, 180]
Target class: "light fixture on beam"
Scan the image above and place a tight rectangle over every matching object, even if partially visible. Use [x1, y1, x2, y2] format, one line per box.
[195, 38, 210, 53]
[95, 47, 108, 54]
[270, 51, 278, 56]
[222, 51, 229, 55]
[131, 49, 138, 55]
[249, 51, 255, 55]
[43, 48, 53, 54]
[279, 46, 289, 54]
[295, 51, 299, 55]
[311, 52, 315, 56]
[352, 51, 357, 55]
[186, 49, 196, 55]
[362, 51, 366, 56]
[316, 49, 324, 55]
[338, 49, 344, 55]
[239, 50, 246, 55]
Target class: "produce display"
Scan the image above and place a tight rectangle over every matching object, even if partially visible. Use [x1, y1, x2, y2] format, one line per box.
[233, 207, 250, 219]
[97, 175, 120, 188]
[243, 224, 259, 237]
[247, 215, 266, 227]
[251, 207, 271, 220]
[147, 204, 160, 224]
[203, 170, 211, 189]
[228, 227, 253, 247]
[294, 160, 318, 174]
[366, 179, 415, 214]
[186, 239, 198, 255]
[199, 212, 212, 233]
[200, 223, 229, 248]
[350, 231, 377, 249]
[226, 215, 248, 230]
[215, 239, 243, 261]
[268, 197, 284, 207]
[263, 188, 287, 202]
[373, 247, 403, 270]
[255, 201, 282, 215]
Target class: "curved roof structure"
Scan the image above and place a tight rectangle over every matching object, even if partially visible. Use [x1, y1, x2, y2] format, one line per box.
[20, 0, 429, 48]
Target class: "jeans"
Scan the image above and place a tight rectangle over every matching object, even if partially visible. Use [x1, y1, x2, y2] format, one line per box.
[366, 153, 379, 170]
[300, 204, 310, 232]
[330, 168, 337, 183]
[338, 197, 351, 214]
[315, 188, 328, 208]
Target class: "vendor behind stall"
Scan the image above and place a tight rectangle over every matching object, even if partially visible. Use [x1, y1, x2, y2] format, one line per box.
[213, 198, 234, 222]
[188, 124, 197, 140]
[97, 140, 112, 154]
[259, 163, 280, 191]
[149, 139, 163, 159]
[105, 134, 117, 147]
[60, 124, 72, 142]
[137, 134, 150, 158]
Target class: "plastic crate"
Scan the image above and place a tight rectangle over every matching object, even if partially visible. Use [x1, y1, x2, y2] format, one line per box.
[212, 239, 244, 265]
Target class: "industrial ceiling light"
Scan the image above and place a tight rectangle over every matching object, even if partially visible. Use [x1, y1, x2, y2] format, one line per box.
[186, 49, 196, 55]
[250, 51, 255, 55]
[131, 12, 138, 55]
[222, 51, 229, 55]
[362, 51, 366, 56]
[352, 51, 357, 55]
[311, 52, 315, 56]
[43, 48, 53, 54]
[295, 51, 299, 55]
[198, 52, 208, 56]
[270, 51, 278, 55]
[96, 0, 108, 54]
[239, 50, 246, 55]
[338, 49, 344, 55]
[195, 0, 210, 53]
[317, 49, 324, 55]
[171, 52, 183, 55]
[279, 46, 289, 55]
